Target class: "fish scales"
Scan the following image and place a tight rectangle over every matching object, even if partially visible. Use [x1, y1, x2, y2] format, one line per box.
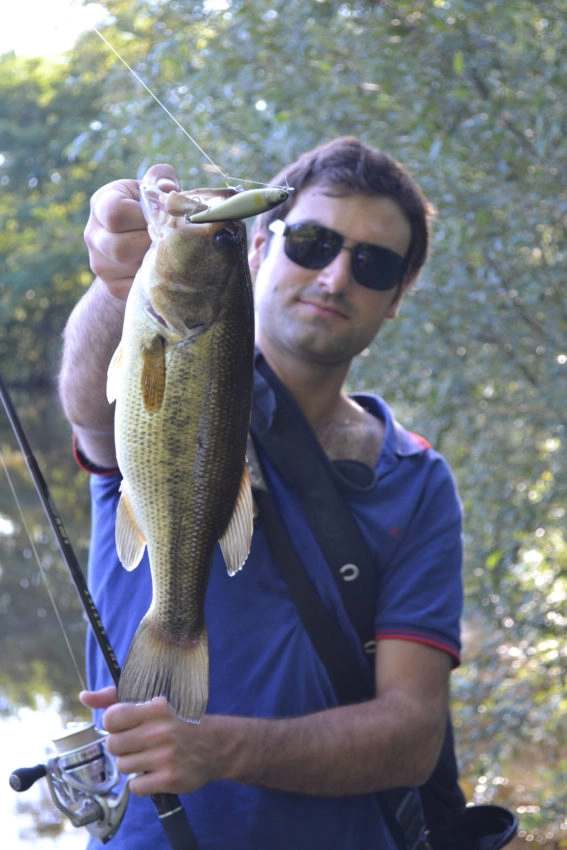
[107, 184, 255, 722]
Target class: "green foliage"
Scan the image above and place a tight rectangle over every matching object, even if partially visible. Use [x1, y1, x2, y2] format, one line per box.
[0, 49, 137, 385]
[0, 0, 566, 840]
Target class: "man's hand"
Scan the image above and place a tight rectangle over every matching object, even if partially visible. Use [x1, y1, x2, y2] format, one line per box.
[80, 688, 226, 797]
[84, 165, 180, 300]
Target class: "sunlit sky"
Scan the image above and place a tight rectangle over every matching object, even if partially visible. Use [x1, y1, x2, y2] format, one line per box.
[0, 0, 107, 58]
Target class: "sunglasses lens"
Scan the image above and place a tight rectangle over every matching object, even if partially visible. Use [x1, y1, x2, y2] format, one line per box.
[352, 245, 405, 291]
[277, 220, 406, 291]
[284, 224, 342, 270]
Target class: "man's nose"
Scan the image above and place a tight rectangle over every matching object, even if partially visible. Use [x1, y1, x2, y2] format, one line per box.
[315, 247, 353, 293]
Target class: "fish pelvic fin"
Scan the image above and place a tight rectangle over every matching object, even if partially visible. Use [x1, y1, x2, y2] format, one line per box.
[219, 464, 254, 576]
[107, 342, 124, 404]
[115, 483, 147, 570]
[141, 335, 167, 412]
[118, 617, 209, 723]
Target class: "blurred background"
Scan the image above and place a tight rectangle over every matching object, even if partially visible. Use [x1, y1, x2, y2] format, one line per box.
[0, 0, 565, 845]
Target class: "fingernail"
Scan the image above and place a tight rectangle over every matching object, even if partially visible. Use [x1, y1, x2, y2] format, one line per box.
[156, 177, 178, 191]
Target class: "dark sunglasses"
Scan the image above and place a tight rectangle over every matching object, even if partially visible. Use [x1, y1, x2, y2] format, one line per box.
[269, 219, 407, 291]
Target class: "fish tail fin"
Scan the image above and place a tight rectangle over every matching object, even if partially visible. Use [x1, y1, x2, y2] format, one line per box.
[118, 617, 208, 723]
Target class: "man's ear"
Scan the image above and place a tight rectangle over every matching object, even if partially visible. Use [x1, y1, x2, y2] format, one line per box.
[248, 231, 268, 276]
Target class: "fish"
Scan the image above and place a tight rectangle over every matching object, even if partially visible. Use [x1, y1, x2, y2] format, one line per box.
[106, 183, 255, 722]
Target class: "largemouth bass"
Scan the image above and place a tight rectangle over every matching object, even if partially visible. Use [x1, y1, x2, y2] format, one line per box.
[107, 183, 255, 722]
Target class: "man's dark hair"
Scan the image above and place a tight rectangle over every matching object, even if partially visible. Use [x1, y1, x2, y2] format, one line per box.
[253, 136, 435, 285]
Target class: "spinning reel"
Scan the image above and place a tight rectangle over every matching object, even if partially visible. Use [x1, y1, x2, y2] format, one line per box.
[9, 721, 130, 844]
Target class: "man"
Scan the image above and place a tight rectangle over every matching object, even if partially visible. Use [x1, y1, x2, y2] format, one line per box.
[59, 136, 463, 849]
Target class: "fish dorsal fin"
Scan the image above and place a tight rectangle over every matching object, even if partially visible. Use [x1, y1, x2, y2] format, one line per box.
[219, 465, 254, 576]
[142, 335, 167, 412]
[116, 483, 147, 571]
[107, 342, 124, 405]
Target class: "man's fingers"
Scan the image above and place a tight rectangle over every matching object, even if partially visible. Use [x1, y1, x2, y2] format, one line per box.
[103, 701, 148, 734]
[88, 167, 180, 239]
[79, 685, 118, 709]
[142, 163, 180, 192]
[89, 225, 151, 273]
[103, 696, 171, 735]
[88, 179, 147, 235]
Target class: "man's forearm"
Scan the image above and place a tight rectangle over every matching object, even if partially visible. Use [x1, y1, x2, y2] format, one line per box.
[102, 641, 451, 799]
[215, 695, 446, 797]
[59, 276, 126, 468]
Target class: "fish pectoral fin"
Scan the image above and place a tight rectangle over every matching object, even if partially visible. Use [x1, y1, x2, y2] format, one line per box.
[106, 342, 124, 404]
[115, 485, 147, 570]
[142, 335, 167, 412]
[219, 465, 254, 576]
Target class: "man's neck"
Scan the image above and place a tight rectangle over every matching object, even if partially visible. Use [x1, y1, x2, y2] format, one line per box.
[257, 345, 384, 467]
[257, 344, 351, 431]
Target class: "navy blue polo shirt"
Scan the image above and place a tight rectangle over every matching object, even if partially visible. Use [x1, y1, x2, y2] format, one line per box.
[83, 387, 462, 850]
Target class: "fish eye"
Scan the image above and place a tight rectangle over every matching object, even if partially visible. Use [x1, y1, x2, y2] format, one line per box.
[214, 228, 238, 250]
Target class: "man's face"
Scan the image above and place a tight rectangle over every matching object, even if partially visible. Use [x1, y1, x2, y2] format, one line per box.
[249, 188, 412, 369]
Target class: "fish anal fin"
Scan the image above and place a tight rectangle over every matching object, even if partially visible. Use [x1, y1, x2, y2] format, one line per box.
[116, 485, 146, 570]
[119, 617, 209, 723]
[219, 465, 254, 576]
[142, 335, 167, 412]
[107, 342, 124, 404]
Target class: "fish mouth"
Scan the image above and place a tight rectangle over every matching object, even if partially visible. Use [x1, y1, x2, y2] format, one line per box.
[140, 185, 247, 253]
[140, 184, 238, 228]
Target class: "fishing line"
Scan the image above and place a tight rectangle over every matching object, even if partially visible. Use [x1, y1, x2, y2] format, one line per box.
[93, 26, 279, 190]
[0, 447, 87, 691]
[93, 27, 227, 181]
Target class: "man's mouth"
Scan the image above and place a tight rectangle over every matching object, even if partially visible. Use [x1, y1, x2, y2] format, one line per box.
[298, 296, 349, 320]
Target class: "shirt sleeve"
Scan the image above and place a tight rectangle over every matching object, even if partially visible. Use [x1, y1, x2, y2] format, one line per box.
[371, 451, 463, 665]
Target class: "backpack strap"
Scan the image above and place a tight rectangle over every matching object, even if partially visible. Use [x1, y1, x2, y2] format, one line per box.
[249, 355, 433, 850]
[250, 354, 377, 648]
[249, 449, 432, 850]
[250, 473, 368, 705]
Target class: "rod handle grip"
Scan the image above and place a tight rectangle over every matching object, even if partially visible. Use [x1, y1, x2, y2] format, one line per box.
[152, 793, 199, 850]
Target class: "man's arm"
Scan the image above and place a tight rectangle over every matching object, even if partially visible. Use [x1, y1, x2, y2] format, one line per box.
[59, 277, 126, 468]
[217, 639, 451, 796]
[83, 639, 451, 798]
[58, 167, 180, 468]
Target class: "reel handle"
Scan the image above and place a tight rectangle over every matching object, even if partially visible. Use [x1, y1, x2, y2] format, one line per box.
[10, 764, 47, 792]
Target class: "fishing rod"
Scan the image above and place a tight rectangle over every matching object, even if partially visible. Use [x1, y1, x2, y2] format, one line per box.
[0, 374, 198, 850]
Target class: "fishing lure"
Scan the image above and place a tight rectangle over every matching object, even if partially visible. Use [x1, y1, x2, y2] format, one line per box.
[189, 187, 292, 222]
